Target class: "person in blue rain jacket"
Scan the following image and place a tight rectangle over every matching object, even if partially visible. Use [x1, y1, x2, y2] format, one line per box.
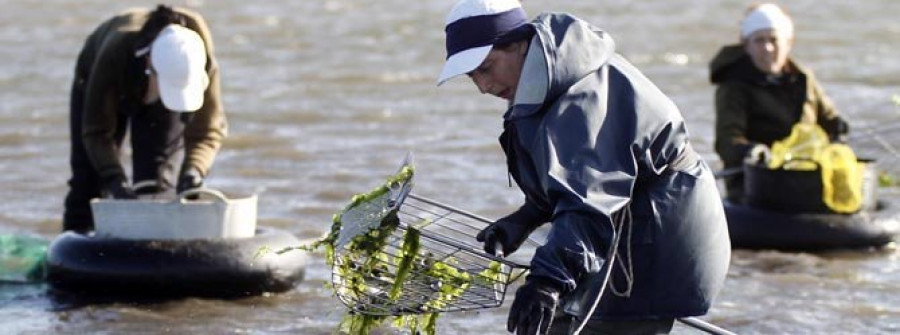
[436, 1, 731, 334]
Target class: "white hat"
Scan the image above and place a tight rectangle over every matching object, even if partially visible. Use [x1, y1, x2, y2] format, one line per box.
[740, 3, 794, 39]
[437, 0, 527, 86]
[151, 24, 210, 112]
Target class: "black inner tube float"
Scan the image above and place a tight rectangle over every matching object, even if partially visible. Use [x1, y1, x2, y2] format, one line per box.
[45, 226, 308, 298]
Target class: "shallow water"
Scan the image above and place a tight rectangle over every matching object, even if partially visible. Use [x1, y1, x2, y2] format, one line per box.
[1, 0, 899, 334]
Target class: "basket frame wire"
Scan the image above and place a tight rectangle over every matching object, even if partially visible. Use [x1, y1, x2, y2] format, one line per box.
[331, 192, 529, 316]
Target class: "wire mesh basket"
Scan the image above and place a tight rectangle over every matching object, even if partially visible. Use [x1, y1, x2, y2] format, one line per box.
[331, 186, 528, 316]
[327, 156, 738, 335]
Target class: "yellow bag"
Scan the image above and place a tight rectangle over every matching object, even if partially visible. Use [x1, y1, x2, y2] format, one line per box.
[767, 123, 863, 213]
[768, 123, 829, 171]
[820, 144, 863, 213]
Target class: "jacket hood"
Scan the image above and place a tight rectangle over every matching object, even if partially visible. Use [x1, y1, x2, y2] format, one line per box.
[709, 44, 807, 85]
[509, 13, 615, 119]
[709, 45, 751, 84]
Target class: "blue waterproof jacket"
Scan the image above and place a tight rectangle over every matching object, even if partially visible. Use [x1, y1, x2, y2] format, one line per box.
[501, 13, 731, 320]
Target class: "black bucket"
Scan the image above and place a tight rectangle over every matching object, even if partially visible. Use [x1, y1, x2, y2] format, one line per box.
[743, 159, 878, 214]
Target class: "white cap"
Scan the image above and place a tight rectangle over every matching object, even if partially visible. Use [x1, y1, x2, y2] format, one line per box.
[151, 24, 210, 112]
[741, 3, 794, 39]
[437, 0, 527, 86]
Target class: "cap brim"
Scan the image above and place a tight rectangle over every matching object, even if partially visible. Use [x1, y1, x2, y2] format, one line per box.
[437, 45, 493, 86]
[158, 75, 208, 112]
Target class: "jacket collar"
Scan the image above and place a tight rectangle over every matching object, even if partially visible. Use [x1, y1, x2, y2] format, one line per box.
[507, 13, 615, 121]
[709, 44, 804, 86]
[506, 35, 548, 120]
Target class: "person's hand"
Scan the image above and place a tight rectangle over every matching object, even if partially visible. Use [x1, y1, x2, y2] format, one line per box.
[507, 277, 560, 335]
[477, 217, 534, 256]
[477, 205, 547, 256]
[831, 117, 850, 143]
[105, 176, 136, 199]
[836, 118, 850, 135]
[743, 143, 770, 165]
[176, 168, 204, 194]
[822, 116, 850, 143]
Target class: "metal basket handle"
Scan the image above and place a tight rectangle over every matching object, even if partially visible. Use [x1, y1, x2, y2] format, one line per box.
[178, 188, 228, 203]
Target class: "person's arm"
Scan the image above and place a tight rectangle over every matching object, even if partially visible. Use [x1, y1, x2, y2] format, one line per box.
[523, 109, 637, 293]
[81, 42, 127, 183]
[807, 74, 848, 139]
[714, 82, 755, 167]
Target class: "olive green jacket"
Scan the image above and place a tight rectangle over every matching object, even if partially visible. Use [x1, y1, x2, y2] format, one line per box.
[76, 7, 227, 182]
[709, 45, 843, 169]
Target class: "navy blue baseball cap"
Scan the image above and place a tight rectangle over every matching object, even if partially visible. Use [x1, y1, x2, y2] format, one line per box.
[437, 0, 527, 86]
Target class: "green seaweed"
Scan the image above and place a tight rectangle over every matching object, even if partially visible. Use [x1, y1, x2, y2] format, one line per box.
[338, 312, 388, 335]
[879, 172, 895, 187]
[268, 165, 483, 335]
[476, 260, 504, 286]
[422, 259, 471, 310]
[390, 227, 421, 300]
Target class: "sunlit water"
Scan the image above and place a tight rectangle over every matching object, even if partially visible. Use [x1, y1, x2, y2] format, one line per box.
[1, 0, 898, 334]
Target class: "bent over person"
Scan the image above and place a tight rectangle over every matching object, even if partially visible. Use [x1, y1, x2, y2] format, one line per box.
[437, 0, 730, 334]
[63, 5, 227, 232]
[710, 3, 849, 201]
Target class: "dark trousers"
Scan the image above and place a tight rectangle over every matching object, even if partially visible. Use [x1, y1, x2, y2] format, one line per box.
[548, 316, 675, 335]
[62, 78, 188, 233]
[724, 173, 744, 203]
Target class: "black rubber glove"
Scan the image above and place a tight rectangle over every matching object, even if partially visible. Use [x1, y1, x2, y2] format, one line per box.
[507, 277, 561, 335]
[837, 117, 850, 135]
[823, 116, 850, 142]
[105, 176, 136, 199]
[477, 204, 548, 256]
[833, 117, 850, 143]
[176, 168, 204, 194]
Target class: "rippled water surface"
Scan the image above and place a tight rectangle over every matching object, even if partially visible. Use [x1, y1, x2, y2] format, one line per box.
[1, 0, 898, 334]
